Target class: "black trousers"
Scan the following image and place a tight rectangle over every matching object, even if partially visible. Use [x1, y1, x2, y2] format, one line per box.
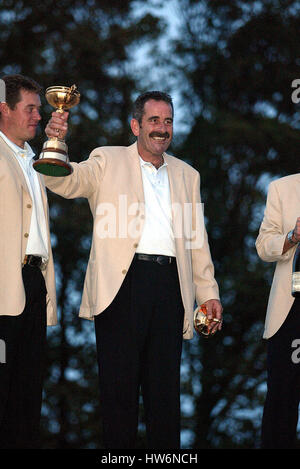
[94, 256, 184, 449]
[0, 265, 47, 449]
[261, 298, 300, 449]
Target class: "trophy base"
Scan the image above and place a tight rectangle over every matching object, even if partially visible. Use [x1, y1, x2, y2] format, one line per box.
[33, 158, 73, 177]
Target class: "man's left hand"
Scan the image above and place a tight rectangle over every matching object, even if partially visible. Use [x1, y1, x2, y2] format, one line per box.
[203, 298, 223, 334]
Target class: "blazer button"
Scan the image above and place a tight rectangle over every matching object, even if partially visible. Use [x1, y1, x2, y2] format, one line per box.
[24, 233, 29, 238]
[133, 243, 138, 248]
[122, 269, 127, 275]
[27, 204, 32, 209]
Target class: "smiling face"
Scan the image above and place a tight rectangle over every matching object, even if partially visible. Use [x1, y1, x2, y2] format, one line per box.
[0, 89, 41, 148]
[130, 99, 173, 161]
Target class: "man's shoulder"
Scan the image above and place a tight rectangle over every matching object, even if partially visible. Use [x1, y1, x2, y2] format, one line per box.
[164, 152, 199, 175]
[0, 133, 16, 161]
[89, 144, 130, 159]
[270, 173, 300, 190]
[0, 133, 10, 152]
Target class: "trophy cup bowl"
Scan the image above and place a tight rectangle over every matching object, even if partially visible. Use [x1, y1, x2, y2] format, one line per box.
[194, 304, 217, 338]
[33, 85, 80, 177]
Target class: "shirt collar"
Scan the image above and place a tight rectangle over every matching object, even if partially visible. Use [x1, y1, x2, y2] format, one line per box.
[0, 130, 35, 160]
[139, 155, 168, 170]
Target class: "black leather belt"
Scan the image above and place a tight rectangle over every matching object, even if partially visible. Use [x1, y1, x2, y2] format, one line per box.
[22, 255, 43, 268]
[134, 253, 175, 265]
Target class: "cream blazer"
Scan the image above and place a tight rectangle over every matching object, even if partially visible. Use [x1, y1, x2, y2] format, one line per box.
[256, 174, 300, 338]
[45, 142, 219, 339]
[0, 136, 57, 325]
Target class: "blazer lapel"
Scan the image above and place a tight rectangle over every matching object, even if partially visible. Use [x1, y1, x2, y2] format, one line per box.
[127, 142, 145, 204]
[295, 174, 300, 200]
[164, 153, 186, 248]
[37, 173, 50, 223]
[164, 153, 184, 204]
[0, 138, 32, 200]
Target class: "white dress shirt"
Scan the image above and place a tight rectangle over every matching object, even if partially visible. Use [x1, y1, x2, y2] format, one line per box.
[136, 156, 176, 257]
[0, 131, 49, 260]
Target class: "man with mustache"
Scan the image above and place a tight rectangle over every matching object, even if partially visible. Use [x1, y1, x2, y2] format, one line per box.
[44, 91, 222, 449]
[0, 74, 57, 448]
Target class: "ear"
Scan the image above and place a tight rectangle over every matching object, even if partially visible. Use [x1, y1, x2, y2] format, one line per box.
[0, 102, 10, 117]
[130, 118, 140, 137]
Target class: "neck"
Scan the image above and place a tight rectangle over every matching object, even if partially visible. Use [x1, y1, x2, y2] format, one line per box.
[138, 149, 164, 169]
[0, 126, 25, 148]
[140, 154, 164, 169]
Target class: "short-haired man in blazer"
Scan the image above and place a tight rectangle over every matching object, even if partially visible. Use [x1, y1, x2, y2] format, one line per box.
[0, 74, 57, 448]
[256, 176, 300, 448]
[44, 91, 222, 449]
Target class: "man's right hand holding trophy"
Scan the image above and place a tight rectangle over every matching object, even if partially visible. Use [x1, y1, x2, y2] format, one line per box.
[44, 105, 70, 176]
[45, 109, 69, 142]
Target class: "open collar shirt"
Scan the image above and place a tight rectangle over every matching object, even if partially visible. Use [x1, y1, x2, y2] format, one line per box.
[136, 156, 176, 257]
[0, 130, 49, 260]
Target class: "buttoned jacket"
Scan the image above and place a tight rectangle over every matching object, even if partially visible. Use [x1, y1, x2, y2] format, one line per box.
[0, 136, 57, 325]
[256, 174, 300, 338]
[45, 142, 219, 339]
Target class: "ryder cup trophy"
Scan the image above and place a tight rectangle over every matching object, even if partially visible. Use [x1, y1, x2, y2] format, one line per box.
[33, 84, 80, 177]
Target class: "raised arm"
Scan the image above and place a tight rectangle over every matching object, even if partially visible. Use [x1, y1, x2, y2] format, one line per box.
[43, 111, 104, 199]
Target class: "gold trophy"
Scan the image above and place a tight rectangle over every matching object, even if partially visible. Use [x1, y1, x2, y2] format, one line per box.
[194, 304, 218, 338]
[33, 84, 80, 177]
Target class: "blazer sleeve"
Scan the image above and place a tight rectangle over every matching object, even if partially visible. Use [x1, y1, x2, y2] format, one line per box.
[256, 180, 293, 263]
[44, 147, 105, 199]
[191, 171, 220, 304]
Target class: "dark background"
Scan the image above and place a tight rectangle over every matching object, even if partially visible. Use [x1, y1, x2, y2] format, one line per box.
[1, 0, 300, 449]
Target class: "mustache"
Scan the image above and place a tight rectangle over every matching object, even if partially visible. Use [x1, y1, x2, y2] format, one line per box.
[149, 131, 170, 139]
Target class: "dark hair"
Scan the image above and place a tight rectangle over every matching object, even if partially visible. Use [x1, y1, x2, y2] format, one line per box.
[1, 74, 42, 113]
[132, 91, 174, 124]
